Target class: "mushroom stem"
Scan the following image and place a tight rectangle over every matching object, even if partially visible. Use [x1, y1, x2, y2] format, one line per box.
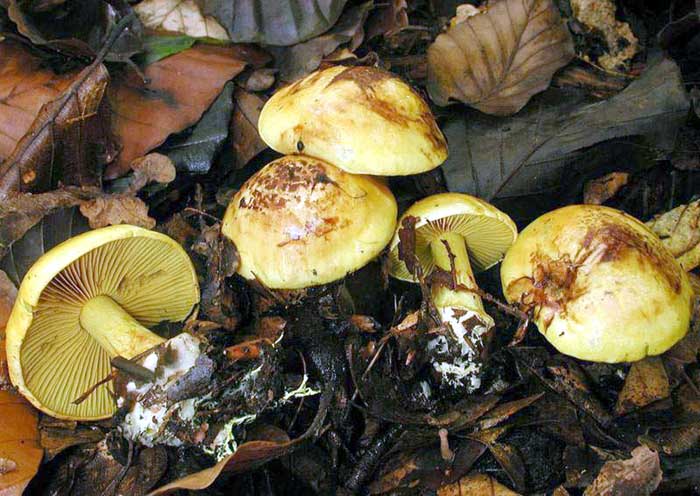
[80, 295, 165, 359]
[428, 233, 494, 331]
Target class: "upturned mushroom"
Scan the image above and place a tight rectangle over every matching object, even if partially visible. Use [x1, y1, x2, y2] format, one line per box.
[5, 225, 200, 420]
[258, 65, 448, 176]
[222, 155, 397, 289]
[388, 193, 517, 389]
[501, 205, 693, 363]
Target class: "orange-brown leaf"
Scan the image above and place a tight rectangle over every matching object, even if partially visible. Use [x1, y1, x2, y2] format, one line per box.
[437, 473, 520, 496]
[0, 40, 109, 197]
[426, 0, 574, 115]
[106, 44, 266, 178]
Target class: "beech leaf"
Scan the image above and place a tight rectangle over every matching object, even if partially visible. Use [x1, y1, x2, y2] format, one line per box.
[135, 0, 230, 41]
[614, 357, 670, 416]
[79, 195, 156, 229]
[231, 87, 267, 169]
[437, 473, 520, 496]
[0, 40, 109, 198]
[106, 43, 267, 178]
[646, 200, 700, 271]
[426, 0, 574, 115]
[583, 446, 662, 496]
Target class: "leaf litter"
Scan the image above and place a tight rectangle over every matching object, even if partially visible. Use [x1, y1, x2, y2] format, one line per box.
[2, 1, 700, 495]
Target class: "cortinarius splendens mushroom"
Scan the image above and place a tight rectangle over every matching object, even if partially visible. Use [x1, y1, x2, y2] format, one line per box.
[5, 225, 200, 420]
[258, 65, 448, 176]
[388, 193, 517, 389]
[222, 155, 397, 289]
[501, 205, 693, 363]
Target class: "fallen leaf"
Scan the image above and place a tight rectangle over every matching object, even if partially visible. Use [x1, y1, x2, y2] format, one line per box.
[231, 87, 267, 169]
[441, 56, 688, 203]
[0, 339, 42, 496]
[161, 81, 234, 174]
[39, 422, 104, 461]
[365, 0, 408, 40]
[79, 195, 156, 229]
[583, 172, 629, 205]
[646, 200, 700, 271]
[0, 187, 97, 261]
[106, 43, 266, 178]
[128, 153, 176, 193]
[139, 33, 198, 65]
[615, 357, 670, 416]
[0, 271, 16, 331]
[475, 393, 543, 430]
[135, 0, 229, 40]
[270, 1, 373, 81]
[584, 446, 662, 496]
[208, 0, 348, 46]
[437, 473, 520, 496]
[0, 40, 109, 197]
[426, 0, 574, 115]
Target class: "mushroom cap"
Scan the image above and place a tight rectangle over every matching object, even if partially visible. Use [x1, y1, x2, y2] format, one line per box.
[5, 225, 200, 420]
[222, 155, 397, 289]
[501, 205, 693, 363]
[388, 193, 517, 281]
[258, 65, 448, 176]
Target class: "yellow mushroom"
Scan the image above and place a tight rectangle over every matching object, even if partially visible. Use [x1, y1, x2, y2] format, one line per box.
[258, 65, 448, 176]
[388, 193, 517, 388]
[222, 155, 397, 289]
[5, 225, 200, 420]
[501, 205, 693, 363]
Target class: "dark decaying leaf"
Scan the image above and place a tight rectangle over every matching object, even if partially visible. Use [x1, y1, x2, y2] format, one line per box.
[614, 357, 670, 416]
[106, 43, 267, 178]
[437, 473, 520, 496]
[365, 0, 408, 40]
[426, 0, 574, 115]
[206, 0, 348, 46]
[270, 1, 373, 81]
[0, 188, 93, 271]
[441, 56, 689, 203]
[583, 446, 662, 496]
[39, 420, 104, 461]
[7, 0, 143, 62]
[0, 270, 17, 330]
[0, 40, 109, 198]
[160, 81, 234, 174]
[231, 87, 267, 169]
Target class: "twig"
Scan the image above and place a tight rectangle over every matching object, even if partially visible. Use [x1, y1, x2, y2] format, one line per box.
[73, 371, 117, 405]
[345, 424, 403, 492]
[111, 356, 156, 382]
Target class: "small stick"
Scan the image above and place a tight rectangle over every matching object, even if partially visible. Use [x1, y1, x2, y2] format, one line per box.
[73, 371, 117, 405]
[111, 356, 156, 382]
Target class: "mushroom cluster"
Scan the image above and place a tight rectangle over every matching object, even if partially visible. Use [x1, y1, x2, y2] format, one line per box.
[223, 65, 449, 292]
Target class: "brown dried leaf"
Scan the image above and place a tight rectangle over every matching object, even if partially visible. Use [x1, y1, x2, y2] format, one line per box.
[135, 0, 229, 40]
[426, 0, 574, 115]
[0, 187, 102, 259]
[366, 0, 408, 40]
[79, 195, 156, 229]
[584, 446, 662, 496]
[0, 40, 109, 198]
[583, 172, 629, 205]
[0, 339, 42, 495]
[476, 393, 543, 430]
[231, 88, 267, 169]
[106, 44, 263, 178]
[128, 153, 176, 193]
[646, 200, 700, 271]
[39, 422, 104, 461]
[615, 357, 670, 416]
[0, 271, 17, 332]
[438, 473, 520, 496]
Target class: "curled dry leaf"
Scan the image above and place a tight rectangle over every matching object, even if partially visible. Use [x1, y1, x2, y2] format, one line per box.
[79, 195, 156, 229]
[437, 473, 520, 496]
[0, 271, 16, 331]
[614, 357, 670, 416]
[426, 0, 574, 115]
[646, 200, 700, 271]
[584, 446, 662, 496]
[135, 0, 229, 40]
[583, 172, 629, 205]
[0, 40, 109, 198]
[128, 153, 176, 193]
[106, 44, 266, 178]
[231, 88, 267, 169]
